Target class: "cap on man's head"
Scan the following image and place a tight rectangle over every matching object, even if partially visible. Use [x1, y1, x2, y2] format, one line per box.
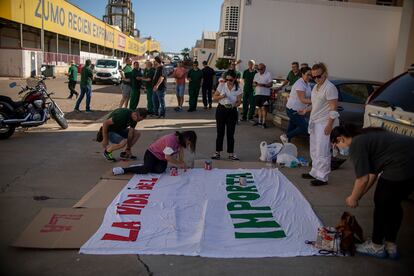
[202, 61, 207, 65]
[193, 61, 199, 66]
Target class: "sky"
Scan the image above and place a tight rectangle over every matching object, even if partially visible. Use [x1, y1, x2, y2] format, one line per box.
[68, 0, 222, 53]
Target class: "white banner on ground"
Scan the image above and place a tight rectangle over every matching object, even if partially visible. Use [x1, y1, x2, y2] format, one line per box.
[80, 169, 321, 257]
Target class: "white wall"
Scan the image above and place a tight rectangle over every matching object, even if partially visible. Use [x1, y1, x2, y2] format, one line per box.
[237, 0, 402, 82]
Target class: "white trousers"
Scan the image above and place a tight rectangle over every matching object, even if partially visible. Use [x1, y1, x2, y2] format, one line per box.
[309, 121, 332, 182]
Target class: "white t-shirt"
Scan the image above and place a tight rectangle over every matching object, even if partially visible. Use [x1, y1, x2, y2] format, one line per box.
[253, 71, 272, 96]
[286, 78, 312, 111]
[217, 82, 242, 106]
[310, 79, 338, 123]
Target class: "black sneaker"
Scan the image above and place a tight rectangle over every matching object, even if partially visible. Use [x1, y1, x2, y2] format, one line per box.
[253, 121, 259, 126]
[311, 179, 328, 186]
[211, 153, 220, 160]
[261, 123, 267, 129]
[240, 118, 247, 121]
[228, 155, 240, 161]
[103, 150, 116, 162]
[120, 151, 137, 160]
[301, 173, 315, 179]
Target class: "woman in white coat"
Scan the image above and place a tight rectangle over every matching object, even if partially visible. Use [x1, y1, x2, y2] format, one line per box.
[299, 63, 339, 186]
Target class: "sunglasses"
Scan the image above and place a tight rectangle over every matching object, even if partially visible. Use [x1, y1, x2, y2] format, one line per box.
[226, 78, 235, 82]
[258, 68, 264, 71]
[313, 74, 323, 79]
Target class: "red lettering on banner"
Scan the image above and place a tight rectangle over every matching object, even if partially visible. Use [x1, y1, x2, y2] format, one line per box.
[116, 205, 142, 215]
[123, 194, 149, 205]
[40, 214, 83, 233]
[135, 178, 158, 190]
[101, 221, 141, 241]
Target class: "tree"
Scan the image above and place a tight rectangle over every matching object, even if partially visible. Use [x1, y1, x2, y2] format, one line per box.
[215, 58, 231, 70]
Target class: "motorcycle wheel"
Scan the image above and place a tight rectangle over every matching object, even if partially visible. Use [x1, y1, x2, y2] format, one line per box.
[50, 103, 68, 129]
[0, 111, 15, 139]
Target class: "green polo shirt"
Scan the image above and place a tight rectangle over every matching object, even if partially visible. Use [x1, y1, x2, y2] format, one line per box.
[68, 65, 78, 82]
[286, 70, 301, 86]
[143, 68, 155, 89]
[242, 69, 256, 93]
[131, 68, 143, 89]
[80, 65, 93, 86]
[108, 108, 137, 133]
[188, 69, 203, 89]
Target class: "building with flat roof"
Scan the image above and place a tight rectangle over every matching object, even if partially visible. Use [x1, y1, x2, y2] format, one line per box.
[0, 0, 160, 78]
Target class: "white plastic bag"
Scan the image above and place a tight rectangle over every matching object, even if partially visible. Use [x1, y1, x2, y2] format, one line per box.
[259, 141, 283, 162]
[276, 143, 298, 166]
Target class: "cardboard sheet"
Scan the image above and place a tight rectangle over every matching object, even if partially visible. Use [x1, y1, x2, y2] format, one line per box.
[13, 208, 105, 249]
[194, 159, 266, 169]
[73, 179, 128, 208]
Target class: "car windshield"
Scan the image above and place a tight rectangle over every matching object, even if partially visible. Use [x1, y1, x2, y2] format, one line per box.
[370, 72, 414, 113]
[96, 60, 117, 68]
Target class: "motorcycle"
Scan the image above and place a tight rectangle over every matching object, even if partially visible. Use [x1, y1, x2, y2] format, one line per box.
[0, 69, 68, 139]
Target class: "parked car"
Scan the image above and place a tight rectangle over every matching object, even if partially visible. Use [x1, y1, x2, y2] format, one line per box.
[93, 59, 123, 85]
[363, 65, 414, 137]
[164, 64, 175, 77]
[273, 78, 383, 128]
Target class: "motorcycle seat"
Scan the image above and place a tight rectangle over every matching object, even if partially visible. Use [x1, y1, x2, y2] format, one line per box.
[0, 96, 25, 108]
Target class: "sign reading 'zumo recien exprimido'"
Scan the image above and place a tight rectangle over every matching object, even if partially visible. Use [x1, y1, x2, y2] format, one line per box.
[80, 169, 321, 258]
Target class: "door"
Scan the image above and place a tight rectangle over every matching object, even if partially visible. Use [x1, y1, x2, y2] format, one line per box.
[337, 83, 371, 127]
[30, 52, 36, 77]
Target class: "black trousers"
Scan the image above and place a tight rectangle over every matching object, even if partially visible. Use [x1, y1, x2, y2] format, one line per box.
[215, 104, 238, 153]
[124, 150, 167, 174]
[202, 85, 213, 107]
[68, 80, 78, 96]
[372, 176, 414, 244]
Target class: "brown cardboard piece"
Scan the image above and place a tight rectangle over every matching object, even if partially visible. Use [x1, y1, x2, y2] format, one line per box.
[194, 159, 267, 169]
[13, 208, 105, 249]
[73, 179, 127, 208]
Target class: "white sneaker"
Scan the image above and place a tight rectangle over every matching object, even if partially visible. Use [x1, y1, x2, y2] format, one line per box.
[385, 242, 399, 259]
[280, 134, 288, 144]
[112, 167, 125, 176]
[356, 240, 387, 258]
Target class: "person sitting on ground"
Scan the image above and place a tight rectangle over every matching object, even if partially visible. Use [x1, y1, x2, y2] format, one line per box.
[112, 131, 197, 175]
[330, 124, 414, 259]
[102, 108, 148, 162]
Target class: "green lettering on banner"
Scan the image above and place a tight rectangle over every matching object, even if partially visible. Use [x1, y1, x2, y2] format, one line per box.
[227, 202, 271, 212]
[231, 213, 281, 228]
[235, 230, 286, 239]
[228, 192, 260, 201]
[226, 185, 258, 192]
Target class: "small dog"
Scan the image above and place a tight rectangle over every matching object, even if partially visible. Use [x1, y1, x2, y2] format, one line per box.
[336, 212, 364, 255]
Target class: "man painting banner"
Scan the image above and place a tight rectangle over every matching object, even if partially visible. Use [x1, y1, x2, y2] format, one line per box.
[80, 169, 321, 257]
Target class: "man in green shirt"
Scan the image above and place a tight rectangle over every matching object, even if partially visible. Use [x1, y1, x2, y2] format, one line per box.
[187, 61, 203, 112]
[129, 61, 143, 110]
[66, 60, 78, 99]
[120, 58, 133, 108]
[142, 61, 155, 114]
[281, 61, 301, 89]
[74, 59, 93, 112]
[241, 60, 257, 121]
[102, 107, 148, 161]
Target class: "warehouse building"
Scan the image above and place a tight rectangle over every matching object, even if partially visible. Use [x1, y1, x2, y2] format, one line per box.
[0, 0, 160, 78]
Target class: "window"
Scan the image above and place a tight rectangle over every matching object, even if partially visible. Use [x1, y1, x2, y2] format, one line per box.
[338, 84, 370, 104]
[223, 38, 236, 57]
[224, 6, 239, 32]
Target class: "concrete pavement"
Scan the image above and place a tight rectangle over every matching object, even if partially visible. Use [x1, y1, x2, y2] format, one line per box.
[0, 78, 412, 276]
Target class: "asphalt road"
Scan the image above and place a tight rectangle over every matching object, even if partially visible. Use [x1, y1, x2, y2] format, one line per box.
[0, 78, 412, 276]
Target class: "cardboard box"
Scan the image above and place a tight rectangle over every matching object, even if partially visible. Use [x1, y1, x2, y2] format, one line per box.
[13, 208, 105, 249]
[73, 179, 127, 208]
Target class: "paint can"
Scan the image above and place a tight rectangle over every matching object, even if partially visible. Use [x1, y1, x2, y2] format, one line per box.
[239, 176, 246, 186]
[204, 160, 212, 170]
[170, 166, 178, 176]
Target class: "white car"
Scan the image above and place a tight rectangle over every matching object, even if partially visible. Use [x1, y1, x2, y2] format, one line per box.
[364, 65, 414, 137]
[93, 59, 123, 85]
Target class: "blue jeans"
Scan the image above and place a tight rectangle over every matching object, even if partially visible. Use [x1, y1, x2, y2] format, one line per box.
[75, 85, 92, 111]
[286, 108, 308, 141]
[152, 87, 166, 117]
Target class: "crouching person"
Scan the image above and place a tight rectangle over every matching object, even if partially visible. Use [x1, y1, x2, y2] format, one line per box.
[102, 108, 148, 162]
[112, 131, 197, 175]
